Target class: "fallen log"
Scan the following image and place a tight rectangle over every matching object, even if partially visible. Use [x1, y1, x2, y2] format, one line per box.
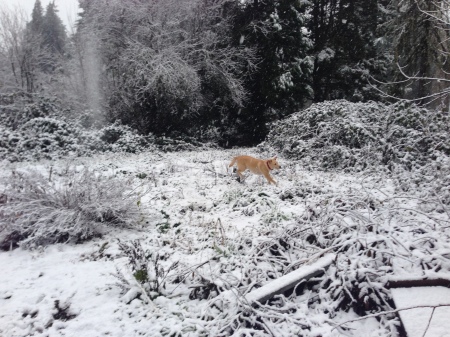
[245, 254, 336, 305]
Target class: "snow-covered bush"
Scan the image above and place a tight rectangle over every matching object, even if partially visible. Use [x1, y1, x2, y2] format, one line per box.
[262, 100, 450, 171]
[227, 189, 276, 216]
[18, 117, 82, 159]
[153, 134, 217, 152]
[99, 122, 151, 154]
[0, 118, 158, 162]
[0, 92, 161, 161]
[0, 115, 83, 161]
[0, 169, 144, 249]
[112, 240, 179, 301]
[0, 94, 60, 129]
[199, 175, 450, 336]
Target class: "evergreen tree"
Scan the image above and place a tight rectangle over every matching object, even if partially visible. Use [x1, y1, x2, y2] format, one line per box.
[30, 0, 44, 34]
[309, 0, 383, 102]
[229, 0, 313, 145]
[42, 1, 66, 55]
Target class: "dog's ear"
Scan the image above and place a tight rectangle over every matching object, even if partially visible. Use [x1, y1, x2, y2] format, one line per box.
[274, 156, 277, 160]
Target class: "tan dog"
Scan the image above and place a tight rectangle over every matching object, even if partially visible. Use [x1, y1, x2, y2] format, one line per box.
[229, 155, 281, 185]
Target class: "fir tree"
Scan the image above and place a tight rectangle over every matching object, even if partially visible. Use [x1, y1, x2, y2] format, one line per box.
[230, 0, 313, 145]
[30, 0, 44, 34]
[42, 1, 66, 56]
[309, 0, 382, 102]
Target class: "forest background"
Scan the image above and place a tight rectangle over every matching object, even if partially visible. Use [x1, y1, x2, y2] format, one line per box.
[1, 0, 449, 154]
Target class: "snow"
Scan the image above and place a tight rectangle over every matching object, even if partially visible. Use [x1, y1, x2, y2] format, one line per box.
[317, 47, 335, 62]
[0, 148, 449, 336]
[391, 287, 450, 337]
[0, 244, 124, 336]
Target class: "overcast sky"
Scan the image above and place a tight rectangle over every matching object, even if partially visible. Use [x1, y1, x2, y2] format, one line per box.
[2, 0, 80, 33]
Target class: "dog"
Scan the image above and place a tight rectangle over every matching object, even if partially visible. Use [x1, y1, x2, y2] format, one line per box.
[229, 155, 281, 185]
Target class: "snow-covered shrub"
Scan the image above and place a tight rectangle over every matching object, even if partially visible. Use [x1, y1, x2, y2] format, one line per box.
[0, 125, 17, 161]
[262, 100, 450, 171]
[0, 118, 89, 161]
[228, 190, 276, 216]
[0, 94, 62, 130]
[0, 118, 157, 162]
[99, 122, 151, 154]
[113, 240, 179, 300]
[22, 96, 62, 120]
[203, 190, 449, 336]
[17, 117, 82, 159]
[153, 135, 216, 152]
[0, 169, 144, 249]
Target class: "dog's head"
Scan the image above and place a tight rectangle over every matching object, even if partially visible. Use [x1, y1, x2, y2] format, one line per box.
[269, 157, 281, 170]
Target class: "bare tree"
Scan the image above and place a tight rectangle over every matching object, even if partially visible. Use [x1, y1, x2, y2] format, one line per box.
[77, 0, 257, 134]
[0, 5, 30, 92]
[0, 5, 55, 95]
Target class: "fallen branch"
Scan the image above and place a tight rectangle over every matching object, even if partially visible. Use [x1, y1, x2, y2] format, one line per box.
[244, 254, 336, 305]
[387, 277, 450, 289]
[332, 304, 450, 331]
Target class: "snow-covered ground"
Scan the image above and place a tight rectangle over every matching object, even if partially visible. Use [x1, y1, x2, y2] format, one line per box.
[391, 287, 450, 337]
[1, 149, 449, 336]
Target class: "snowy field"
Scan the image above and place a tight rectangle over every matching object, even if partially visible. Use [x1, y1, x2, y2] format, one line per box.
[1, 148, 449, 337]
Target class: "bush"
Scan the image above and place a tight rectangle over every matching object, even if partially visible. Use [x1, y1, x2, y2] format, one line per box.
[113, 240, 179, 301]
[0, 169, 144, 249]
[262, 100, 450, 171]
[0, 94, 62, 130]
[99, 122, 150, 153]
[0, 93, 219, 162]
[0, 118, 158, 162]
[18, 117, 82, 159]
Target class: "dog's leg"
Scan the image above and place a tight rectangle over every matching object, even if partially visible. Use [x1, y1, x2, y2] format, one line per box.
[237, 170, 245, 183]
[228, 157, 237, 168]
[263, 172, 277, 186]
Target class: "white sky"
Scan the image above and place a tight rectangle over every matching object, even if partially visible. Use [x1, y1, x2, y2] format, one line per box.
[2, 0, 80, 33]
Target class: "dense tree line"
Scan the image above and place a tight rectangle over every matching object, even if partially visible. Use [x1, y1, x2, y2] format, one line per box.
[0, 0, 449, 147]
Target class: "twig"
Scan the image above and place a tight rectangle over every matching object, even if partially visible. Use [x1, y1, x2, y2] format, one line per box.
[422, 307, 435, 337]
[332, 304, 450, 331]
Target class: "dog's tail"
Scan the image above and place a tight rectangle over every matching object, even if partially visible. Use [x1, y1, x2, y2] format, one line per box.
[229, 157, 237, 168]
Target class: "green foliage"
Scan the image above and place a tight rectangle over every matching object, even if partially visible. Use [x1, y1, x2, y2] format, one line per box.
[116, 240, 179, 297]
[157, 223, 171, 234]
[133, 269, 149, 284]
[136, 173, 147, 179]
